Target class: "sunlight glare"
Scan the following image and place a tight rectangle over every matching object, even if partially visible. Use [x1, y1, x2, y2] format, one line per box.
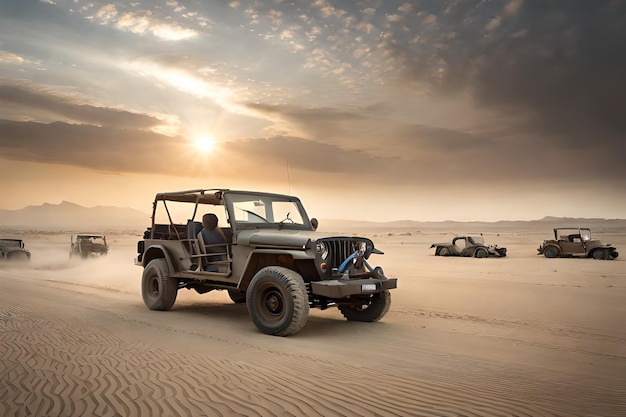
[194, 136, 215, 153]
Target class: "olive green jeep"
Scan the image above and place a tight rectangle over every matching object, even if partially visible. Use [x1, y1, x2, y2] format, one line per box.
[135, 189, 397, 336]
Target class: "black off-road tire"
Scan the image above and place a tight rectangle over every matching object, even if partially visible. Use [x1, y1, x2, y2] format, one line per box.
[438, 247, 449, 256]
[474, 248, 488, 258]
[338, 290, 391, 322]
[246, 266, 309, 336]
[543, 246, 559, 258]
[611, 251, 619, 259]
[142, 259, 178, 311]
[228, 289, 247, 304]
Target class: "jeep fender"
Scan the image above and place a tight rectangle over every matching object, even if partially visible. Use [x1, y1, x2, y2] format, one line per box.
[142, 245, 177, 273]
[239, 248, 314, 290]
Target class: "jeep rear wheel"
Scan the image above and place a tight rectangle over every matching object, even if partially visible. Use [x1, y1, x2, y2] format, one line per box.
[438, 247, 449, 256]
[246, 266, 309, 336]
[611, 251, 619, 259]
[543, 246, 559, 258]
[338, 290, 391, 322]
[142, 259, 178, 311]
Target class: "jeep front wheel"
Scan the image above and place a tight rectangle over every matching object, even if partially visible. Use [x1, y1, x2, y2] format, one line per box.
[338, 290, 391, 322]
[142, 259, 178, 311]
[246, 266, 309, 336]
[592, 248, 608, 260]
[474, 248, 488, 258]
[543, 246, 559, 258]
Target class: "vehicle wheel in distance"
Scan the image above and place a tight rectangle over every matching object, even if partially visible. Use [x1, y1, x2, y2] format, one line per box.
[543, 246, 559, 258]
[592, 249, 607, 260]
[7, 252, 29, 262]
[611, 251, 619, 259]
[246, 266, 309, 336]
[438, 247, 449, 256]
[338, 290, 391, 322]
[228, 289, 247, 304]
[474, 248, 488, 258]
[142, 259, 178, 311]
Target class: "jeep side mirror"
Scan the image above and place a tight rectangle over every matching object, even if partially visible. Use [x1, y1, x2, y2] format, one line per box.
[310, 217, 318, 231]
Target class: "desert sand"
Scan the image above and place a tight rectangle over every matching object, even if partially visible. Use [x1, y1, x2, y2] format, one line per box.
[1, 225, 625, 417]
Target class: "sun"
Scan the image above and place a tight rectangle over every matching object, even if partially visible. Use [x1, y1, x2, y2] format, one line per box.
[193, 136, 215, 153]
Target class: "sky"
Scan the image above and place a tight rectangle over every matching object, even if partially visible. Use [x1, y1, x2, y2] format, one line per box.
[0, 0, 625, 222]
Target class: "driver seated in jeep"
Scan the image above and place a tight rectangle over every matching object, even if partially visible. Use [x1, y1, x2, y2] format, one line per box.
[197, 213, 228, 272]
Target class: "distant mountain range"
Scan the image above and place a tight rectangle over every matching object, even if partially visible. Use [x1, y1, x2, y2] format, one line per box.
[1, 201, 624, 232]
[0, 201, 149, 231]
[318, 216, 626, 234]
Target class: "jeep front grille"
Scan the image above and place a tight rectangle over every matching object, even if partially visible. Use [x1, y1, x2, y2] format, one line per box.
[321, 238, 369, 270]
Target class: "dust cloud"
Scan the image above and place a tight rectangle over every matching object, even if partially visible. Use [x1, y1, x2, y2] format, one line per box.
[2, 231, 142, 296]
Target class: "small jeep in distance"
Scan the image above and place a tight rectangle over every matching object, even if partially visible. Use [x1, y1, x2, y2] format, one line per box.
[70, 234, 109, 258]
[0, 238, 31, 262]
[135, 189, 398, 336]
[538, 228, 618, 260]
[430, 234, 507, 258]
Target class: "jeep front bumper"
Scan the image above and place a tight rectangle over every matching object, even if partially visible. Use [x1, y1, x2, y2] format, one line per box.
[310, 277, 397, 299]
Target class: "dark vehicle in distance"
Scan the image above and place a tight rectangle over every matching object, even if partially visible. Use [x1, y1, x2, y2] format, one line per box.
[70, 234, 109, 258]
[0, 239, 31, 262]
[538, 228, 618, 260]
[135, 189, 398, 336]
[430, 235, 507, 258]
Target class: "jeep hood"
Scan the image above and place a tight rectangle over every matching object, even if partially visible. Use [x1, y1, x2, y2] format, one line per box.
[236, 229, 312, 249]
[236, 229, 373, 250]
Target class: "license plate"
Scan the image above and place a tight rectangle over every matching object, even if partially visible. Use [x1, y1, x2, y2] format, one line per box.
[361, 284, 376, 291]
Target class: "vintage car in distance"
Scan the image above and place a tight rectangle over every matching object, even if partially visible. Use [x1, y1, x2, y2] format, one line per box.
[135, 188, 398, 336]
[70, 234, 109, 258]
[537, 228, 618, 260]
[430, 234, 507, 258]
[0, 238, 31, 262]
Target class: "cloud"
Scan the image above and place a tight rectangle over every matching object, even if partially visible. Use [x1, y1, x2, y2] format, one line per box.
[241, 102, 367, 143]
[0, 118, 407, 184]
[0, 119, 197, 175]
[0, 50, 28, 65]
[484, 16, 501, 32]
[89, 4, 198, 41]
[382, 1, 626, 160]
[0, 82, 163, 129]
[1, 0, 624, 217]
[503, 0, 524, 17]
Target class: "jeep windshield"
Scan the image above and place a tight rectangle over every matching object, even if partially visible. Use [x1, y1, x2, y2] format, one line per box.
[0, 239, 23, 248]
[468, 235, 485, 245]
[225, 192, 311, 230]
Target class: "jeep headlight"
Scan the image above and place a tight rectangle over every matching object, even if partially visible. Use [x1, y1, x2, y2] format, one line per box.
[316, 241, 328, 260]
